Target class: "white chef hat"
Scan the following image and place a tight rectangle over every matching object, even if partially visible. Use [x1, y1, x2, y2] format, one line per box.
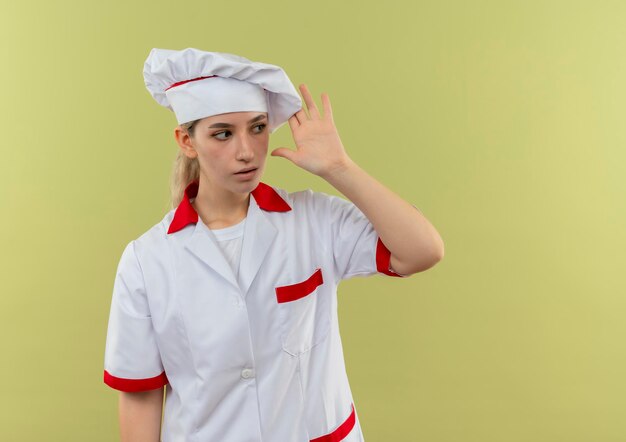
[143, 47, 302, 134]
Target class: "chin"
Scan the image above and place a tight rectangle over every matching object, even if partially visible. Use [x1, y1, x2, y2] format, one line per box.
[233, 176, 261, 192]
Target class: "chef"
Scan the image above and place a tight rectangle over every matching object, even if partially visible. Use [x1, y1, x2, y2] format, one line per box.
[103, 47, 444, 442]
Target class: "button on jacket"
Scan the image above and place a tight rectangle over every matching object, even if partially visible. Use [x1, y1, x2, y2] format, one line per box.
[103, 180, 408, 442]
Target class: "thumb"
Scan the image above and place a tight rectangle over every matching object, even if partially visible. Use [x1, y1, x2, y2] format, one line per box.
[270, 147, 296, 162]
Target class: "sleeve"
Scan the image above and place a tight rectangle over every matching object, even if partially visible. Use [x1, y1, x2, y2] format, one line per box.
[103, 240, 169, 392]
[327, 193, 412, 281]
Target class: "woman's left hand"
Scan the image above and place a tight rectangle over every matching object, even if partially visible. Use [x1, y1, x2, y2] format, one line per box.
[270, 84, 353, 178]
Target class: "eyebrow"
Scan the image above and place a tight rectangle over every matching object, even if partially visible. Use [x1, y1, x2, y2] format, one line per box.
[208, 114, 267, 128]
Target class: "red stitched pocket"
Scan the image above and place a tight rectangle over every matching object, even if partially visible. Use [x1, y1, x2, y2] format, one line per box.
[309, 403, 356, 442]
[275, 268, 324, 303]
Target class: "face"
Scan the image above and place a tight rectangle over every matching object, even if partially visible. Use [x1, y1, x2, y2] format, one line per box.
[176, 111, 269, 196]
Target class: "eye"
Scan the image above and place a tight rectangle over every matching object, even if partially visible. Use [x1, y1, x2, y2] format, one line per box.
[212, 130, 231, 140]
[253, 123, 267, 133]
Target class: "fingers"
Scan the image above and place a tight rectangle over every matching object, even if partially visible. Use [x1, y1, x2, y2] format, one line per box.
[299, 84, 320, 120]
[321, 93, 333, 121]
[288, 114, 299, 132]
[294, 109, 308, 125]
[292, 84, 333, 124]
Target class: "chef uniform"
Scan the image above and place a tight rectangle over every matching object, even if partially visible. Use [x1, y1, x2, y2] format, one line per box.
[103, 48, 410, 442]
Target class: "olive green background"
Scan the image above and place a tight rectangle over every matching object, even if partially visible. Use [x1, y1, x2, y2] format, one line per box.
[1, 0, 624, 440]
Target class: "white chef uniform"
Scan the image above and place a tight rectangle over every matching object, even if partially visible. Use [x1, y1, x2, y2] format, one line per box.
[103, 178, 409, 442]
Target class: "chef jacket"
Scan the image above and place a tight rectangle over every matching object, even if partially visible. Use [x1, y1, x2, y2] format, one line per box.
[103, 180, 410, 442]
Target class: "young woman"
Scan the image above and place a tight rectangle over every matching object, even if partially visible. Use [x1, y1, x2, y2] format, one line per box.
[104, 48, 444, 442]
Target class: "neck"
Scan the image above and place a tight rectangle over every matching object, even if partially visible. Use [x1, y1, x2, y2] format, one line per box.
[192, 178, 250, 229]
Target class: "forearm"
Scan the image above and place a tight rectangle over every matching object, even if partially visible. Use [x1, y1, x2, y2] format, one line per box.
[119, 388, 164, 442]
[321, 158, 445, 275]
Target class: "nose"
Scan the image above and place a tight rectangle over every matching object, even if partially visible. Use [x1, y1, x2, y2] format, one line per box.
[235, 132, 255, 162]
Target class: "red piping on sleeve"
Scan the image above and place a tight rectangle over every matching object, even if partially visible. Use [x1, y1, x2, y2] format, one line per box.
[376, 237, 405, 277]
[103, 370, 169, 392]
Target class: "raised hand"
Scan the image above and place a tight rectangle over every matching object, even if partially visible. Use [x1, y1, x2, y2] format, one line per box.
[270, 84, 352, 178]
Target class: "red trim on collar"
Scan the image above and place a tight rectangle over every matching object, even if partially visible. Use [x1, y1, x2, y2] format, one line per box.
[167, 180, 291, 234]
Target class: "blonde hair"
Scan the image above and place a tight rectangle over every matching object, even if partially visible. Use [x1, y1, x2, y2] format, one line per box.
[170, 119, 201, 209]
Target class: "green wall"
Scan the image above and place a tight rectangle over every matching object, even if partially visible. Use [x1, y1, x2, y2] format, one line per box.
[1, 0, 624, 440]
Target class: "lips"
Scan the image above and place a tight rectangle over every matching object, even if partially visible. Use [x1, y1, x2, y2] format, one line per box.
[235, 167, 257, 174]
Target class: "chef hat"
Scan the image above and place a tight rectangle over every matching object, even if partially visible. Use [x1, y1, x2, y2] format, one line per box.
[143, 48, 302, 134]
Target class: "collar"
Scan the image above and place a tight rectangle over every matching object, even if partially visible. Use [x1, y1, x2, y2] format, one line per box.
[167, 179, 291, 234]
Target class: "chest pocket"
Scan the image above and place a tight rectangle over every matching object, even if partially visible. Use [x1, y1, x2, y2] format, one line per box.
[275, 267, 331, 356]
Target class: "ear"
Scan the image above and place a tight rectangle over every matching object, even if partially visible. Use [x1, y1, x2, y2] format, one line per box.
[174, 126, 198, 159]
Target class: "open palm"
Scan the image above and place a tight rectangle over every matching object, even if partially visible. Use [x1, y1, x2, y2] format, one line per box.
[270, 84, 351, 178]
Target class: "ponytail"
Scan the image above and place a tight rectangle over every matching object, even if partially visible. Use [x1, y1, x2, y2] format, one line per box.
[170, 119, 201, 209]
